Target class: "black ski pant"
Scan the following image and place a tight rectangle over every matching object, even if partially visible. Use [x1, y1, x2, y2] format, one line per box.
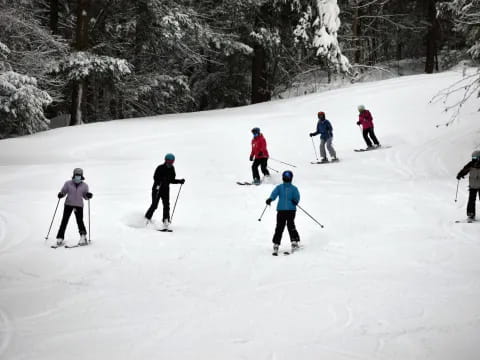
[252, 158, 270, 181]
[362, 128, 380, 147]
[272, 210, 300, 245]
[467, 188, 480, 217]
[56, 205, 86, 239]
[145, 189, 170, 221]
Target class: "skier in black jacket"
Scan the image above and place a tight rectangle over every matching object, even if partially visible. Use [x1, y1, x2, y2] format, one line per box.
[145, 153, 185, 229]
[457, 150, 480, 220]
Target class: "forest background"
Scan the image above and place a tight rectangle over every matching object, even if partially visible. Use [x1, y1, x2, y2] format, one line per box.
[0, 0, 478, 138]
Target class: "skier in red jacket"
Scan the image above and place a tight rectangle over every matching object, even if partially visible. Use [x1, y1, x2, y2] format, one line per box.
[357, 105, 381, 149]
[250, 127, 270, 185]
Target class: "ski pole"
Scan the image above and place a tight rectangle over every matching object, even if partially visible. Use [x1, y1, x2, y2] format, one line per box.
[268, 166, 279, 173]
[297, 204, 324, 228]
[269, 157, 297, 168]
[170, 183, 183, 223]
[88, 199, 91, 243]
[311, 137, 319, 161]
[45, 198, 61, 240]
[454, 179, 460, 202]
[258, 204, 269, 222]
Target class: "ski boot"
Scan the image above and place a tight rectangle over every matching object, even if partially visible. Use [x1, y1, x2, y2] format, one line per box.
[253, 178, 261, 185]
[272, 244, 279, 256]
[78, 234, 88, 246]
[56, 238, 64, 246]
[320, 158, 329, 163]
[291, 241, 300, 253]
[162, 219, 170, 230]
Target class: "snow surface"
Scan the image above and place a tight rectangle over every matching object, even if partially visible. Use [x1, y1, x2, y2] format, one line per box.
[1, 70, 480, 360]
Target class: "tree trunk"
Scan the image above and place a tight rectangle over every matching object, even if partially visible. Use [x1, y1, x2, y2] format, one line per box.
[70, 0, 91, 126]
[425, 0, 439, 73]
[49, 0, 59, 34]
[352, 1, 361, 64]
[251, 44, 270, 104]
[135, 0, 150, 72]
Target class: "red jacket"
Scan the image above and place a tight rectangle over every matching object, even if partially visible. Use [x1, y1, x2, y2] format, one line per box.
[357, 110, 374, 130]
[250, 134, 269, 159]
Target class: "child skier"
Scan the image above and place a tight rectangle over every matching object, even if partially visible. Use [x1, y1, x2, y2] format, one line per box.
[356, 105, 381, 149]
[265, 170, 300, 255]
[145, 153, 185, 230]
[56, 168, 92, 246]
[309, 111, 337, 163]
[250, 127, 270, 185]
[456, 150, 480, 221]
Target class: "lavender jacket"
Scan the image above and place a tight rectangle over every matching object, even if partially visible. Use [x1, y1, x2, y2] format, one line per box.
[60, 180, 89, 207]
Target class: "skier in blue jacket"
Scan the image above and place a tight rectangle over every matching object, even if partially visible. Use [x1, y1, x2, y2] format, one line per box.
[266, 170, 300, 255]
[309, 111, 338, 163]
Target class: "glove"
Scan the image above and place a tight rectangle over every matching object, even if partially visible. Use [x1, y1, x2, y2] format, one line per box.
[309, 133, 314, 137]
[178, 179, 185, 184]
[57, 192, 64, 199]
[86, 192, 93, 199]
[249, 155, 254, 161]
[292, 199, 298, 205]
[266, 198, 272, 205]
[356, 121, 361, 125]
[456, 174, 463, 180]
[258, 151, 263, 157]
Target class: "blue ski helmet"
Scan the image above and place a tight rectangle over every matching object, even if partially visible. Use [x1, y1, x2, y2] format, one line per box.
[165, 153, 175, 162]
[251, 127, 260, 136]
[282, 170, 293, 183]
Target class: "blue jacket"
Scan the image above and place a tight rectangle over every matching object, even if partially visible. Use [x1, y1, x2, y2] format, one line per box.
[269, 183, 300, 211]
[312, 119, 333, 140]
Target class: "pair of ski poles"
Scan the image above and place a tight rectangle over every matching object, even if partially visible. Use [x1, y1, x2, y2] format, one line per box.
[45, 198, 92, 243]
[258, 202, 324, 228]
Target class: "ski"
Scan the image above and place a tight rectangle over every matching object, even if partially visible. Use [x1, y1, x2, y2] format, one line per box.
[236, 181, 261, 186]
[310, 159, 339, 164]
[455, 219, 476, 224]
[65, 243, 89, 248]
[51, 245, 61, 249]
[158, 229, 173, 232]
[354, 145, 392, 152]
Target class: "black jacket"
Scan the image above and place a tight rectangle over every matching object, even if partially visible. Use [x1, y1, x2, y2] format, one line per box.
[457, 160, 480, 189]
[152, 163, 181, 194]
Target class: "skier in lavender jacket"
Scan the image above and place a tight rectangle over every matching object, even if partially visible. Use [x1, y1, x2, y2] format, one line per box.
[56, 168, 92, 246]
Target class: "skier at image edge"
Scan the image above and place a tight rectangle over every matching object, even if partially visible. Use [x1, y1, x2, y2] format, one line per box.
[309, 111, 338, 163]
[250, 127, 270, 185]
[357, 104, 381, 149]
[266, 170, 301, 255]
[145, 153, 185, 230]
[56, 168, 93, 246]
[456, 150, 480, 221]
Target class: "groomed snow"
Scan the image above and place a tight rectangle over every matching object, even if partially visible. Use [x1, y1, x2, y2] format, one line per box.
[0, 70, 479, 360]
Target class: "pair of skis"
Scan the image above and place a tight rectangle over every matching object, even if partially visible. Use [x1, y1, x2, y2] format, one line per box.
[51, 243, 89, 249]
[310, 158, 340, 165]
[354, 145, 392, 152]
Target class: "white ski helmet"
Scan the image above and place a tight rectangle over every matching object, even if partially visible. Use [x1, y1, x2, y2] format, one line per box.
[357, 104, 366, 112]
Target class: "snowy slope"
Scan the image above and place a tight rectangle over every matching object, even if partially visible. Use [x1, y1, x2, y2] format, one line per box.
[1, 70, 479, 360]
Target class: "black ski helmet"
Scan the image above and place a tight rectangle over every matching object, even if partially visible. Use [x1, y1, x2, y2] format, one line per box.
[472, 150, 480, 159]
[282, 170, 293, 183]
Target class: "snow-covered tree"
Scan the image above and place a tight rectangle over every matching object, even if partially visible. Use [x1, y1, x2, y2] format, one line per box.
[0, 70, 52, 137]
[434, 0, 480, 124]
[292, 0, 351, 73]
[50, 51, 132, 125]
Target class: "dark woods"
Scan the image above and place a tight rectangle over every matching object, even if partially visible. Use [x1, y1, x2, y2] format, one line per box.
[0, 0, 475, 137]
